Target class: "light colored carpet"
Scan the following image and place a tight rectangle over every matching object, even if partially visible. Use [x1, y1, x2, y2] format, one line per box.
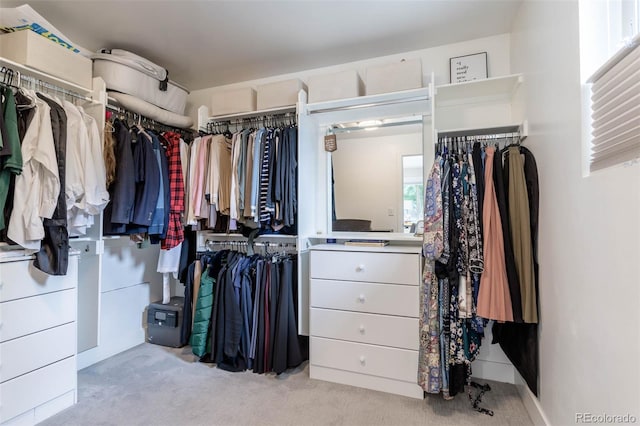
[43, 343, 532, 426]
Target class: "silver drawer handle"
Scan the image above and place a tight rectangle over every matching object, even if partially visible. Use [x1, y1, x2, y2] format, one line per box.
[359, 356, 366, 365]
[359, 325, 365, 334]
[358, 294, 366, 303]
[356, 264, 365, 272]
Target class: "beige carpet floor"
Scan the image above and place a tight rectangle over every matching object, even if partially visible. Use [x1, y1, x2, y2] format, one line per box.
[43, 343, 533, 426]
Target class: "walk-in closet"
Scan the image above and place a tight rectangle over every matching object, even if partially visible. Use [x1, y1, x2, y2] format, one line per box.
[0, 1, 638, 425]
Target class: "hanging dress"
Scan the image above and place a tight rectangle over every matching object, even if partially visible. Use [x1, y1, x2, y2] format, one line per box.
[477, 147, 513, 322]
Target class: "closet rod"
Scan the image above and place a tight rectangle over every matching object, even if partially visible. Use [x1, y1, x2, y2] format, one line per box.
[0, 66, 95, 103]
[207, 105, 296, 123]
[438, 125, 520, 138]
[306, 91, 429, 115]
[204, 239, 297, 250]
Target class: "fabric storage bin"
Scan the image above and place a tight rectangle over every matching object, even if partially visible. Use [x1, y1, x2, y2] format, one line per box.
[93, 50, 189, 115]
[308, 70, 364, 103]
[108, 92, 193, 129]
[365, 59, 423, 95]
[0, 30, 92, 88]
[257, 79, 307, 110]
[211, 87, 257, 116]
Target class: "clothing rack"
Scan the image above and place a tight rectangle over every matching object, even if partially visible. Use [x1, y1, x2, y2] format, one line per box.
[203, 111, 297, 135]
[436, 125, 525, 154]
[0, 65, 96, 103]
[202, 239, 297, 257]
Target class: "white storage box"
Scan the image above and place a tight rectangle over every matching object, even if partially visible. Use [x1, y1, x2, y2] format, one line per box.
[257, 79, 307, 110]
[308, 70, 364, 103]
[0, 30, 92, 88]
[211, 87, 257, 116]
[93, 51, 189, 115]
[365, 59, 422, 95]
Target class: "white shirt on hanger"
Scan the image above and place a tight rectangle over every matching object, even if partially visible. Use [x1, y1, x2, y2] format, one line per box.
[7, 90, 60, 250]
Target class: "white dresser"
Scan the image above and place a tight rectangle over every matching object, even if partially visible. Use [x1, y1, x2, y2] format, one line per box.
[309, 244, 423, 399]
[0, 252, 78, 425]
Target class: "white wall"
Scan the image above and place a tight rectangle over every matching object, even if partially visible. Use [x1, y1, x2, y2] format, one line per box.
[186, 33, 512, 127]
[77, 238, 163, 369]
[332, 132, 422, 232]
[511, 1, 640, 424]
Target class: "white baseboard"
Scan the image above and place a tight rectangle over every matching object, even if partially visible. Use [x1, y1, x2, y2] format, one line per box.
[514, 370, 550, 425]
[471, 359, 516, 384]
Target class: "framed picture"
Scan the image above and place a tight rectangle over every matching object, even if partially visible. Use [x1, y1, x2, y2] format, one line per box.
[449, 52, 488, 83]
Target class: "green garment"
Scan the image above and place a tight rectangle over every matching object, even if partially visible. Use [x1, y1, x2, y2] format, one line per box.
[190, 267, 215, 357]
[0, 88, 23, 231]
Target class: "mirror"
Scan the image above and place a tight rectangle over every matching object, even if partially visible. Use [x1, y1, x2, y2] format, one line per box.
[330, 119, 423, 234]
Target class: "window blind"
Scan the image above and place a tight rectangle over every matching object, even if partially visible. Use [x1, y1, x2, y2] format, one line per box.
[587, 35, 640, 172]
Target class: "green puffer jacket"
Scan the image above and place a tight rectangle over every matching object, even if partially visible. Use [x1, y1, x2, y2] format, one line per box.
[190, 268, 215, 357]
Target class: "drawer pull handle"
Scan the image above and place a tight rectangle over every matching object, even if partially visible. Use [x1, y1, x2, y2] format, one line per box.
[356, 264, 365, 272]
[358, 294, 366, 303]
[359, 325, 365, 334]
[359, 356, 366, 365]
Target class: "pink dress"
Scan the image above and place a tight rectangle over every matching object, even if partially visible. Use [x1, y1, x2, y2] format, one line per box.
[477, 147, 513, 322]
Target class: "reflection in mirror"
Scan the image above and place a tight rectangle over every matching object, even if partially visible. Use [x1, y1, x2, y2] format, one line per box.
[402, 155, 424, 233]
[330, 120, 422, 234]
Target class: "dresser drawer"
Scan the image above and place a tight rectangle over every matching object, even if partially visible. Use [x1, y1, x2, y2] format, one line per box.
[310, 250, 419, 285]
[0, 356, 76, 423]
[310, 308, 418, 350]
[1, 322, 76, 383]
[310, 279, 418, 317]
[0, 256, 78, 303]
[0, 289, 76, 343]
[311, 337, 418, 383]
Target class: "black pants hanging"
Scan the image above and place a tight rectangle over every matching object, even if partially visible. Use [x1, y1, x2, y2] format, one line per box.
[34, 94, 68, 276]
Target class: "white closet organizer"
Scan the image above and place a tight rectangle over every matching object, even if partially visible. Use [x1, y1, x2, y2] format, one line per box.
[432, 73, 528, 384]
[295, 82, 432, 396]
[433, 73, 527, 148]
[1, 55, 110, 355]
[0, 56, 166, 380]
[196, 98, 308, 333]
[309, 244, 423, 399]
[0, 252, 79, 425]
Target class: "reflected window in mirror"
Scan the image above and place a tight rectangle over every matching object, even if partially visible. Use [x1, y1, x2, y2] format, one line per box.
[330, 120, 422, 234]
[402, 155, 424, 234]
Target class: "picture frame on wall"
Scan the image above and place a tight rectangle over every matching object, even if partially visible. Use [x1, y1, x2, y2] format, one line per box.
[449, 52, 488, 83]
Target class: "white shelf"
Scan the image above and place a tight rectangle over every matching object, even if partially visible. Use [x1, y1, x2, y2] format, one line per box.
[312, 232, 422, 243]
[435, 73, 523, 106]
[306, 87, 430, 114]
[0, 56, 93, 95]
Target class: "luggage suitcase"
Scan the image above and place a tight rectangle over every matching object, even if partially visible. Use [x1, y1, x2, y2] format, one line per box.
[92, 49, 189, 115]
[147, 296, 187, 348]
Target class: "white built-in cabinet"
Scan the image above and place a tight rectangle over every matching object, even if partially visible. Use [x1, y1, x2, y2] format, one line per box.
[432, 73, 527, 384]
[0, 57, 165, 424]
[309, 245, 424, 399]
[298, 73, 527, 395]
[0, 253, 79, 424]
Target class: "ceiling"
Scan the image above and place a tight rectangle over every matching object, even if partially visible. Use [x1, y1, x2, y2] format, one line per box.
[1, 0, 522, 90]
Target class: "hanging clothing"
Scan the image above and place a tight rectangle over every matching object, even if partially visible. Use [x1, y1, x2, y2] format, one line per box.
[0, 88, 23, 232]
[493, 147, 523, 322]
[33, 93, 69, 275]
[506, 146, 537, 323]
[189, 248, 305, 375]
[103, 119, 135, 235]
[492, 145, 540, 395]
[161, 131, 185, 250]
[477, 147, 513, 322]
[7, 91, 59, 250]
[420, 137, 539, 401]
